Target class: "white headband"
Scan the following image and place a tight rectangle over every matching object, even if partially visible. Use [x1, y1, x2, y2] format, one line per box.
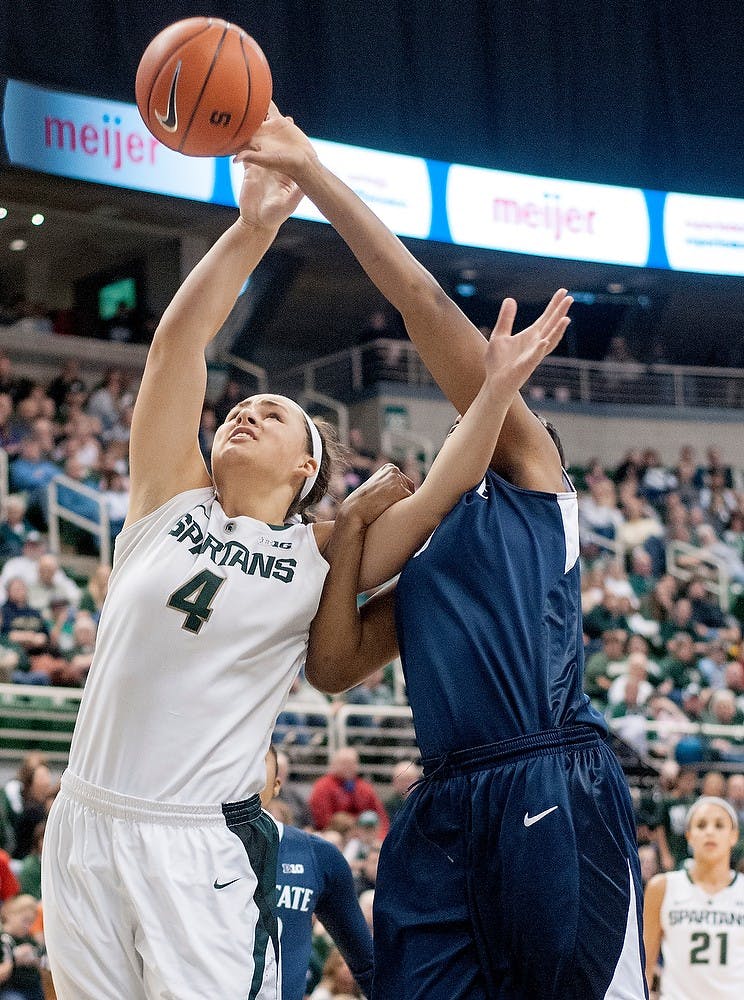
[685, 796, 739, 831]
[299, 410, 323, 502]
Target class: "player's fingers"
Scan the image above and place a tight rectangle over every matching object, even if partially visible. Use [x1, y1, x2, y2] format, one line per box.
[493, 297, 517, 338]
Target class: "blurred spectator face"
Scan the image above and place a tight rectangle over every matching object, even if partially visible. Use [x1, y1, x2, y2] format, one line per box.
[19, 437, 42, 461]
[331, 748, 360, 782]
[602, 630, 627, 658]
[1, 895, 38, 937]
[671, 634, 696, 664]
[628, 634, 649, 656]
[677, 769, 698, 797]
[0, 392, 12, 423]
[3, 494, 27, 525]
[701, 771, 726, 798]
[28, 763, 52, 803]
[16, 397, 40, 422]
[727, 774, 744, 807]
[687, 579, 708, 601]
[707, 446, 724, 468]
[659, 760, 680, 791]
[361, 844, 380, 884]
[638, 844, 660, 886]
[37, 554, 59, 586]
[711, 691, 736, 724]
[6, 577, 29, 604]
[627, 653, 649, 682]
[623, 495, 645, 520]
[672, 599, 693, 627]
[631, 549, 653, 576]
[72, 615, 97, 649]
[724, 661, 744, 693]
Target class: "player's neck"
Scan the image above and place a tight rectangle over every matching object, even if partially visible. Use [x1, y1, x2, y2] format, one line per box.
[690, 859, 732, 893]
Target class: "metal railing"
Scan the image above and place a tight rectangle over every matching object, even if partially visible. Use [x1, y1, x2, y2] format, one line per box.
[221, 354, 269, 394]
[280, 341, 744, 411]
[666, 539, 731, 609]
[47, 475, 112, 565]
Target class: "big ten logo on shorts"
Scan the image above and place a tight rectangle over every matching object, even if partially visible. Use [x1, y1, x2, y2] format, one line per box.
[3, 80, 215, 201]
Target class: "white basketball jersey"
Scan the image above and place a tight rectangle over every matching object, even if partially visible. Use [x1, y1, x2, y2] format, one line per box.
[659, 868, 744, 999]
[69, 488, 329, 804]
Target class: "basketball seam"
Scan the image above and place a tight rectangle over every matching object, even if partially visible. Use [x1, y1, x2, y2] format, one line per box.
[179, 20, 229, 153]
[145, 21, 214, 130]
[211, 31, 254, 158]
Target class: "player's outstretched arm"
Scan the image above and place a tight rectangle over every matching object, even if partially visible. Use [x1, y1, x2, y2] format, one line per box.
[306, 466, 409, 694]
[354, 307, 569, 588]
[312, 837, 374, 998]
[642, 873, 666, 994]
[126, 163, 302, 525]
[236, 110, 570, 492]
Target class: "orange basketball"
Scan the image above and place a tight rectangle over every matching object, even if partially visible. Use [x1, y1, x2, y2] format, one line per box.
[135, 17, 272, 157]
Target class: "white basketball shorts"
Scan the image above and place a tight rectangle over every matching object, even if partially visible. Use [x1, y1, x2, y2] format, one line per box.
[41, 771, 281, 1000]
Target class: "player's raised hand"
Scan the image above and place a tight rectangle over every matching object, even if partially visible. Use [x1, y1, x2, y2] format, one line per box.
[484, 290, 572, 392]
[237, 156, 303, 231]
[234, 103, 319, 182]
[338, 463, 415, 529]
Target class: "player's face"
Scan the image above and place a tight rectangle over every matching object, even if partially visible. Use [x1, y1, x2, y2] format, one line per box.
[211, 394, 312, 487]
[686, 804, 738, 860]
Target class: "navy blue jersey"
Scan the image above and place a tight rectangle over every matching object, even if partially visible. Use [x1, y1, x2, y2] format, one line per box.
[276, 824, 373, 1000]
[395, 469, 605, 758]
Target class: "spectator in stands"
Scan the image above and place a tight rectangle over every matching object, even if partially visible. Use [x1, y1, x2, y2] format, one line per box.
[699, 468, 738, 534]
[310, 947, 362, 999]
[343, 811, 381, 870]
[659, 632, 702, 701]
[637, 842, 661, 888]
[0, 354, 24, 403]
[0, 756, 46, 854]
[99, 469, 130, 539]
[57, 613, 97, 687]
[606, 673, 651, 755]
[275, 749, 312, 829]
[583, 588, 630, 641]
[607, 651, 655, 707]
[614, 448, 644, 487]
[197, 405, 217, 466]
[686, 576, 728, 636]
[700, 770, 727, 799]
[639, 449, 677, 508]
[584, 628, 628, 704]
[578, 477, 624, 543]
[658, 599, 698, 646]
[0, 893, 46, 999]
[102, 400, 134, 447]
[727, 773, 744, 828]
[86, 369, 127, 434]
[309, 748, 389, 836]
[26, 554, 80, 619]
[78, 564, 111, 623]
[0, 851, 19, 903]
[628, 547, 656, 601]
[8, 438, 60, 528]
[695, 523, 744, 585]
[46, 360, 85, 415]
[104, 302, 135, 343]
[698, 638, 731, 689]
[0, 393, 25, 458]
[704, 689, 744, 762]
[55, 456, 102, 555]
[695, 445, 734, 490]
[0, 578, 49, 662]
[616, 493, 665, 561]
[724, 660, 744, 710]
[384, 760, 422, 825]
[679, 682, 705, 724]
[352, 840, 380, 900]
[0, 497, 34, 564]
[656, 765, 698, 870]
[212, 377, 244, 426]
[18, 822, 44, 900]
[11, 760, 52, 861]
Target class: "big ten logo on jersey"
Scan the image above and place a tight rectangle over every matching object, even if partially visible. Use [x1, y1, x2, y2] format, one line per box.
[276, 883, 314, 912]
[168, 510, 296, 583]
[257, 536, 293, 549]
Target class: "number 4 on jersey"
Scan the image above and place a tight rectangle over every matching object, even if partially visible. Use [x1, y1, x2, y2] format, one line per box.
[167, 569, 225, 634]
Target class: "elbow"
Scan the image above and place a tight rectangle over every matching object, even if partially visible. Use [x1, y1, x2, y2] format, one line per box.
[304, 657, 347, 696]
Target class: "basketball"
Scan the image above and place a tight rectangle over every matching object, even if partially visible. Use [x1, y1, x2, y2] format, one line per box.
[135, 17, 272, 157]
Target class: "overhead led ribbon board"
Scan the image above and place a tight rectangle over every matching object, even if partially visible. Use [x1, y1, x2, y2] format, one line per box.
[2, 78, 744, 276]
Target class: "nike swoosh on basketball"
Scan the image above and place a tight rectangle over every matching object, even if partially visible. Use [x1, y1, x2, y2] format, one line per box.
[213, 876, 241, 890]
[523, 806, 559, 827]
[155, 61, 182, 132]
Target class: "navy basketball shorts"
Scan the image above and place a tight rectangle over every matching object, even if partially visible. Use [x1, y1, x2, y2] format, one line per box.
[372, 726, 647, 1000]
